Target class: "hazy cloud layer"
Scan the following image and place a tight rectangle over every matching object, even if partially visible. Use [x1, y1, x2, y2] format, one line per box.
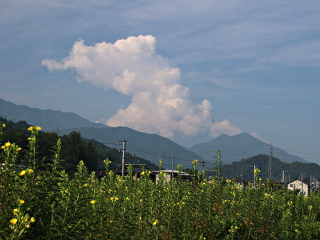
[42, 35, 242, 139]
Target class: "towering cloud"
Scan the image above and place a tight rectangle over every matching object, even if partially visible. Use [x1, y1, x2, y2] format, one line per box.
[42, 35, 241, 139]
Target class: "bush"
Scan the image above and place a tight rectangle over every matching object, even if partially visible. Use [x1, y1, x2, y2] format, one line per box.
[1, 125, 320, 239]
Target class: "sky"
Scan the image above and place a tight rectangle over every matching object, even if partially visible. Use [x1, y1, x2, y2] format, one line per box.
[1, 0, 320, 164]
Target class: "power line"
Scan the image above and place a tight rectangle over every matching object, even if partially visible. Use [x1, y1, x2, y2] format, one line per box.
[101, 141, 320, 162]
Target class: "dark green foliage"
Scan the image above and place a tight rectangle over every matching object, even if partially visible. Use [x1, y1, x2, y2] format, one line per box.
[0, 117, 158, 174]
[2, 120, 320, 239]
[214, 150, 223, 182]
[58, 126, 204, 169]
[222, 154, 320, 181]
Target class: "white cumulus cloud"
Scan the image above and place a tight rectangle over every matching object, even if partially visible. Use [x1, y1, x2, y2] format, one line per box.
[42, 35, 242, 139]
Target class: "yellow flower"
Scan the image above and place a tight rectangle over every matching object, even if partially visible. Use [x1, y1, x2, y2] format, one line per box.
[25, 224, 30, 228]
[110, 197, 119, 201]
[19, 170, 26, 176]
[254, 168, 260, 174]
[5, 142, 11, 147]
[226, 179, 232, 184]
[30, 217, 35, 223]
[83, 184, 88, 187]
[103, 159, 111, 164]
[10, 219, 18, 225]
[13, 209, 19, 214]
[20, 200, 25, 204]
[28, 126, 41, 131]
[152, 220, 159, 226]
[27, 169, 34, 173]
[308, 205, 313, 211]
[90, 200, 96, 204]
[16, 147, 22, 151]
[1, 123, 6, 128]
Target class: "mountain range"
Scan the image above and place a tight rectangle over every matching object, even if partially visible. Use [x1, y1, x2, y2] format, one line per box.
[0, 98, 106, 130]
[190, 133, 307, 166]
[58, 126, 203, 169]
[0, 98, 310, 170]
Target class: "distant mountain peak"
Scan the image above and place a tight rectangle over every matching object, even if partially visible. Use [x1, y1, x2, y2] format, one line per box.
[189, 132, 308, 164]
[0, 98, 107, 131]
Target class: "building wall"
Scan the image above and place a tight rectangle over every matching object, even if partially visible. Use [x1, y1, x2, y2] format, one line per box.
[287, 180, 309, 196]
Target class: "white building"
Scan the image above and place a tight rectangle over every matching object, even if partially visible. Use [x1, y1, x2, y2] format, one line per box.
[287, 180, 309, 196]
[152, 170, 192, 182]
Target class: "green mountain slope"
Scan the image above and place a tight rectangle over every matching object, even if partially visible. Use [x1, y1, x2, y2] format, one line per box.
[1, 98, 309, 170]
[221, 154, 320, 182]
[0, 117, 158, 172]
[59, 127, 204, 169]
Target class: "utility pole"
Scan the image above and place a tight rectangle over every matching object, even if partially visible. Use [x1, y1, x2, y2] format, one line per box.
[199, 160, 205, 172]
[268, 144, 274, 179]
[119, 140, 127, 179]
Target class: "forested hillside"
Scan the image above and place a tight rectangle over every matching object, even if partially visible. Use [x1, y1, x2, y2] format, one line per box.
[220, 154, 320, 182]
[0, 117, 158, 173]
[59, 126, 204, 169]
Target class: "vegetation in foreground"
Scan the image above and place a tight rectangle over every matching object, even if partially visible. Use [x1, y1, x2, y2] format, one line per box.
[1, 124, 320, 240]
[0, 116, 158, 174]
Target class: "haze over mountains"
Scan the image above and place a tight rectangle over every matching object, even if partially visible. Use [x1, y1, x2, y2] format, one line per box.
[0, 98, 106, 130]
[190, 133, 307, 165]
[0, 98, 309, 169]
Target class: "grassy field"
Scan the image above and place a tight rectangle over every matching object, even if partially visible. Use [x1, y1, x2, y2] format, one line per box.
[1, 125, 320, 239]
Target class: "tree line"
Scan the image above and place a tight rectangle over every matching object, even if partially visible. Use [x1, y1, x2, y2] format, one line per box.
[0, 117, 158, 174]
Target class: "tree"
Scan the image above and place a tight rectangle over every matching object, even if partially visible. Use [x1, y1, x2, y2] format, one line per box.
[83, 141, 99, 172]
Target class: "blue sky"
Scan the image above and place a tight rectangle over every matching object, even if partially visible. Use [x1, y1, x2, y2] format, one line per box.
[1, 1, 320, 164]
